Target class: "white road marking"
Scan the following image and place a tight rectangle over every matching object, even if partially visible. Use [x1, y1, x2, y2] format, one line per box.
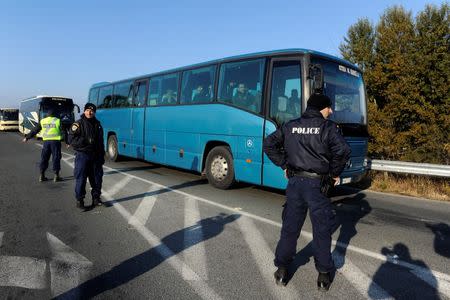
[182, 197, 208, 281]
[102, 189, 223, 300]
[333, 251, 393, 299]
[0, 233, 46, 289]
[60, 152, 450, 297]
[128, 186, 158, 226]
[236, 216, 300, 299]
[0, 256, 47, 289]
[47, 232, 93, 297]
[107, 176, 132, 197]
[62, 156, 74, 168]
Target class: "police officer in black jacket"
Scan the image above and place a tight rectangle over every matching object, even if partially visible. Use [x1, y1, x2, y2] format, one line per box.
[68, 103, 105, 209]
[263, 93, 351, 291]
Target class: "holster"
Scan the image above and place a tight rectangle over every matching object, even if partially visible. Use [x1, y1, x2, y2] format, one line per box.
[320, 175, 335, 197]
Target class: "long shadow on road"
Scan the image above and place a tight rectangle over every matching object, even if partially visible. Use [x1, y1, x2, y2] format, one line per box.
[369, 243, 440, 299]
[102, 179, 208, 206]
[54, 213, 240, 299]
[426, 222, 450, 259]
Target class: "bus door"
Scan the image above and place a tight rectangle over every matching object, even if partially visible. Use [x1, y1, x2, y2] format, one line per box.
[262, 57, 303, 189]
[131, 79, 148, 159]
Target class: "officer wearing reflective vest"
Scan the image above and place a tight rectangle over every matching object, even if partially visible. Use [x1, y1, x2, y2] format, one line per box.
[23, 109, 63, 182]
[68, 103, 105, 210]
[263, 93, 351, 291]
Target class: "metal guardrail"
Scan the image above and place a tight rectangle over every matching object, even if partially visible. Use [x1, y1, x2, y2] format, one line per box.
[368, 159, 450, 178]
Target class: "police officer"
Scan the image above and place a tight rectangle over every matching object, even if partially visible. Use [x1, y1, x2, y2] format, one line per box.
[68, 103, 105, 209]
[263, 93, 351, 291]
[22, 109, 63, 182]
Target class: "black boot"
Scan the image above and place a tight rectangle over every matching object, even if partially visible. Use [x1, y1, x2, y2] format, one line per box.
[274, 267, 288, 286]
[317, 272, 332, 291]
[53, 172, 63, 182]
[93, 197, 103, 206]
[39, 173, 48, 182]
[76, 199, 85, 210]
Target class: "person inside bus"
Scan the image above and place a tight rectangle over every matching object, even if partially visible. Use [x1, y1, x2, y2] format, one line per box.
[232, 83, 255, 109]
[289, 89, 301, 116]
[22, 109, 64, 182]
[205, 84, 213, 100]
[161, 89, 177, 104]
[222, 81, 236, 101]
[192, 85, 207, 103]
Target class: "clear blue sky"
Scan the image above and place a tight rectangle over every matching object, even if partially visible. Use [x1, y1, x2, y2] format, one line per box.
[0, 0, 442, 108]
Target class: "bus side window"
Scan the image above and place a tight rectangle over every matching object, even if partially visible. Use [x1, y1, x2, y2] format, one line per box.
[88, 88, 99, 106]
[148, 78, 160, 106]
[112, 80, 133, 108]
[134, 81, 148, 107]
[218, 59, 265, 113]
[98, 85, 113, 109]
[269, 61, 302, 126]
[180, 65, 216, 104]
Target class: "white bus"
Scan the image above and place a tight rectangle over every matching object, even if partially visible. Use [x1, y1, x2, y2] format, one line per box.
[0, 108, 19, 131]
[19, 95, 79, 138]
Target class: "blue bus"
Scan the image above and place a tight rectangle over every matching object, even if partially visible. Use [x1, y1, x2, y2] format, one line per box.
[88, 49, 368, 189]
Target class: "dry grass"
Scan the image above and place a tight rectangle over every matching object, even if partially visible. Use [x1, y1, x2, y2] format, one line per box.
[350, 171, 450, 201]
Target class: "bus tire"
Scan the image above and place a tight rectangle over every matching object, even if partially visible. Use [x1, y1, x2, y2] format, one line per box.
[205, 146, 235, 189]
[107, 135, 119, 162]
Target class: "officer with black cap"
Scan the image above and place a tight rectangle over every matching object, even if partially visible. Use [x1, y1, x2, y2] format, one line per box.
[68, 103, 105, 209]
[263, 93, 351, 291]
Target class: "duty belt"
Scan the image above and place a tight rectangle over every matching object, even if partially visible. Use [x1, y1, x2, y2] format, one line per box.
[288, 170, 322, 179]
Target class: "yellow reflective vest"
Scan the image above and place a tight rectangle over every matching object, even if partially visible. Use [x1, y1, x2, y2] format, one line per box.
[40, 116, 62, 141]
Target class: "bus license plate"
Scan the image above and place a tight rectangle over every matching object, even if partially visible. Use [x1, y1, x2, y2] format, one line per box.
[342, 177, 351, 184]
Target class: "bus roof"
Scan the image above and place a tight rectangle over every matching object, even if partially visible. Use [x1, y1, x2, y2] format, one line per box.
[90, 48, 360, 89]
[0, 108, 18, 111]
[20, 95, 73, 103]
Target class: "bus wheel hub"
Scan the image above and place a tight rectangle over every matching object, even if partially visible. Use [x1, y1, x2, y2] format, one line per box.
[211, 156, 228, 181]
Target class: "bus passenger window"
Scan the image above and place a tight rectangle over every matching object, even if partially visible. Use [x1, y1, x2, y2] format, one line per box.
[112, 81, 133, 108]
[134, 81, 148, 107]
[98, 85, 113, 109]
[218, 59, 265, 113]
[269, 61, 302, 126]
[180, 65, 216, 104]
[88, 88, 99, 105]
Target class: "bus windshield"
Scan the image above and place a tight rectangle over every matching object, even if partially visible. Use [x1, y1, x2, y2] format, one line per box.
[41, 101, 74, 122]
[1, 110, 19, 121]
[312, 58, 367, 125]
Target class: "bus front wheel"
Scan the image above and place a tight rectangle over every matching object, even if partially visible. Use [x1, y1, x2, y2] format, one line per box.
[107, 135, 119, 162]
[205, 146, 235, 189]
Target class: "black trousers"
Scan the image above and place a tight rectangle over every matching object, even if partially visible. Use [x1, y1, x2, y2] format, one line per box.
[274, 176, 336, 273]
[40, 140, 61, 173]
[74, 151, 104, 201]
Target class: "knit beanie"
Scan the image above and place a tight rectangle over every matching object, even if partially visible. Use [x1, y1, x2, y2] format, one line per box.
[307, 94, 332, 110]
[84, 103, 97, 112]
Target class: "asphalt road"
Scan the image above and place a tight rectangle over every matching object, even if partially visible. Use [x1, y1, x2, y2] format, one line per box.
[0, 131, 449, 300]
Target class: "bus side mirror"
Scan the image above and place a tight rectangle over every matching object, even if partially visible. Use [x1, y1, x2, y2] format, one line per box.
[308, 64, 324, 94]
[74, 104, 80, 114]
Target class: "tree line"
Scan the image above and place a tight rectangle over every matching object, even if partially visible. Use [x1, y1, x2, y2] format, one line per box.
[339, 3, 449, 164]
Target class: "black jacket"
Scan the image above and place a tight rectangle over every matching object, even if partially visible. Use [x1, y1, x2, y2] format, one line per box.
[263, 108, 351, 177]
[68, 115, 105, 157]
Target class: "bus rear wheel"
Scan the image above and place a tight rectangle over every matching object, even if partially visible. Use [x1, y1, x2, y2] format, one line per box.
[205, 146, 235, 189]
[107, 135, 119, 162]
